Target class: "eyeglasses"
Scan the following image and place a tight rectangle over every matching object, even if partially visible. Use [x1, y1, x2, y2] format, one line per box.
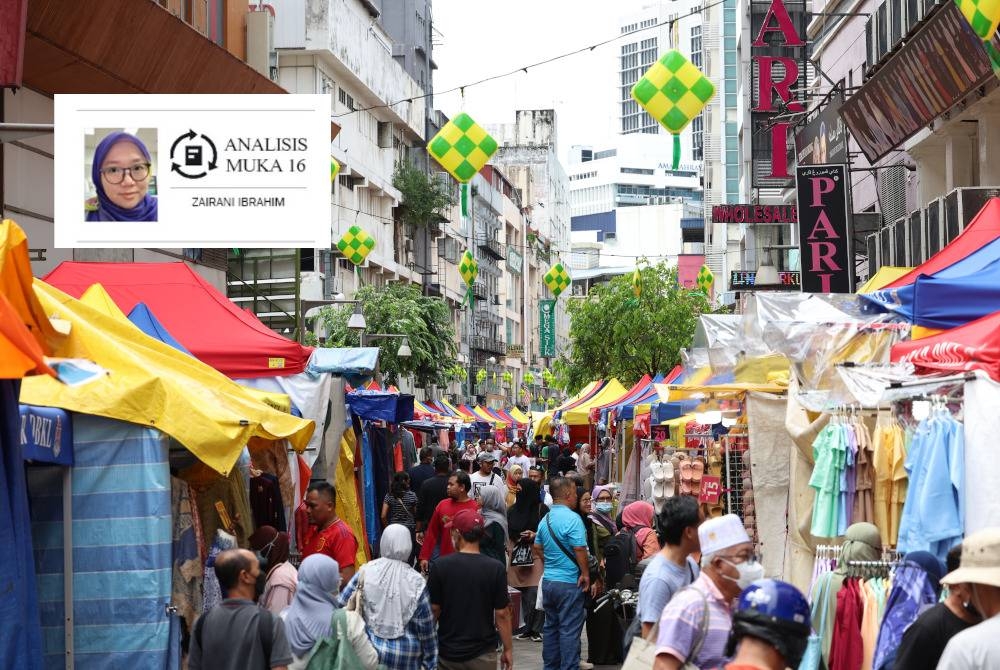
[100, 162, 151, 184]
[720, 552, 759, 565]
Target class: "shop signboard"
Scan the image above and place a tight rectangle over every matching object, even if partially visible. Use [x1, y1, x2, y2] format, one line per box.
[841, 2, 1000, 163]
[795, 164, 853, 293]
[795, 92, 848, 166]
[730, 270, 801, 291]
[19, 405, 73, 465]
[539, 300, 556, 358]
[711, 204, 798, 224]
[0, 0, 27, 88]
[506, 247, 523, 274]
[699, 476, 722, 504]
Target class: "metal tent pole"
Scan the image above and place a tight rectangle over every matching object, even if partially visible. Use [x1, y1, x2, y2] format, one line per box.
[63, 467, 73, 669]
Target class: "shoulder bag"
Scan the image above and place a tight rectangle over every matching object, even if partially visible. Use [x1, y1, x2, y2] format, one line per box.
[544, 514, 600, 581]
[621, 586, 710, 670]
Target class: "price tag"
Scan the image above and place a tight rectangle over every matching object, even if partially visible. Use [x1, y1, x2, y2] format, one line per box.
[699, 475, 722, 504]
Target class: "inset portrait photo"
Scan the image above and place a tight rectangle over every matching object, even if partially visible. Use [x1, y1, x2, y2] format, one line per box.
[84, 128, 158, 222]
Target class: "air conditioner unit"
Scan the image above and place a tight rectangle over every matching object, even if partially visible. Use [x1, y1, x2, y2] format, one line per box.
[879, 221, 894, 267]
[246, 10, 276, 81]
[893, 216, 909, 266]
[406, 251, 416, 266]
[866, 233, 880, 276]
[875, 3, 889, 67]
[865, 16, 876, 77]
[944, 187, 1000, 245]
[906, 0, 924, 34]
[377, 121, 393, 149]
[907, 210, 924, 265]
[888, 0, 906, 52]
[924, 198, 943, 258]
[403, 238, 414, 254]
[923, 0, 944, 19]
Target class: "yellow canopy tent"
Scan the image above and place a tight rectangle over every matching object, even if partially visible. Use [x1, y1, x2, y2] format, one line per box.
[531, 412, 553, 438]
[857, 266, 913, 294]
[561, 379, 629, 425]
[654, 381, 787, 402]
[20, 280, 315, 475]
[509, 407, 531, 424]
[474, 405, 506, 427]
[552, 380, 602, 412]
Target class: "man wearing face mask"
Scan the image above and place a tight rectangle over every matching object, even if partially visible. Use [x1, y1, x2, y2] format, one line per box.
[937, 528, 1000, 669]
[891, 543, 981, 670]
[190, 548, 293, 670]
[652, 514, 762, 670]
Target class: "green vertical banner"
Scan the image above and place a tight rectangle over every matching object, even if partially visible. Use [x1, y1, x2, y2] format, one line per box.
[539, 299, 556, 358]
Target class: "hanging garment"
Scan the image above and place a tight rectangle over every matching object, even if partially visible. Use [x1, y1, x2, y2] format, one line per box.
[873, 560, 942, 670]
[829, 578, 864, 670]
[249, 472, 286, 532]
[183, 464, 254, 549]
[897, 410, 964, 560]
[170, 476, 203, 631]
[203, 530, 238, 612]
[853, 421, 876, 524]
[872, 421, 907, 547]
[809, 423, 848, 538]
[839, 424, 858, 535]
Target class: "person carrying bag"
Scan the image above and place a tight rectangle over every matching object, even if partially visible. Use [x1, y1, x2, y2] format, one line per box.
[622, 587, 709, 670]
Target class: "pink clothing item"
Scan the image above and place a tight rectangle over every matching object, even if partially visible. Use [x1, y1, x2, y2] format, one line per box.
[622, 500, 655, 530]
[261, 561, 298, 615]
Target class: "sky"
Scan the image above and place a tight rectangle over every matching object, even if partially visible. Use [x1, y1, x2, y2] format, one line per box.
[431, 0, 630, 165]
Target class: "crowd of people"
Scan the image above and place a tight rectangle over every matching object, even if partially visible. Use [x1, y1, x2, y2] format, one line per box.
[188, 434, 1000, 670]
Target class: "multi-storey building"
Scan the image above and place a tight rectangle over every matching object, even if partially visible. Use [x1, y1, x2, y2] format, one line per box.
[3, 0, 269, 290]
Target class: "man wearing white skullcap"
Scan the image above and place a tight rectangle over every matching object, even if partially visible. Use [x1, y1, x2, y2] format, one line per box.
[652, 514, 763, 670]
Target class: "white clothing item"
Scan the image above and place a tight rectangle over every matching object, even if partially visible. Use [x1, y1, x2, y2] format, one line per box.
[507, 455, 532, 475]
[363, 525, 426, 640]
[937, 613, 1000, 669]
[698, 514, 751, 556]
[282, 608, 379, 669]
[470, 470, 506, 500]
[963, 376, 1000, 535]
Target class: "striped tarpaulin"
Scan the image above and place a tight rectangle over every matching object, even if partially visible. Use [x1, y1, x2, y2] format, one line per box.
[27, 414, 172, 669]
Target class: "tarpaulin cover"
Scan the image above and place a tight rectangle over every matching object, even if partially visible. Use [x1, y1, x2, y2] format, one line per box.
[883, 198, 1000, 289]
[497, 409, 523, 426]
[590, 375, 652, 424]
[307, 348, 379, 387]
[509, 407, 531, 424]
[0, 220, 59, 378]
[891, 309, 1000, 381]
[560, 379, 628, 425]
[553, 381, 604, 413]
[474, 405, 507, 426]
[28, 415, 172, 667]
[346, 390, 415, 423]
[856, 266, 913, 294]
[18, 405, 72, 465]
[127, 303, 192, 356]
[43, 262, 311, 378]
[20, 281, 315, 475]
[456, 405, 478, 419]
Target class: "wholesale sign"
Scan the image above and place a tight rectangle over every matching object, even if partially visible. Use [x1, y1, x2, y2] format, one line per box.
[54, 94, 331, 248]
[539, 300, 556, 358]
[795, 164, 853, 293]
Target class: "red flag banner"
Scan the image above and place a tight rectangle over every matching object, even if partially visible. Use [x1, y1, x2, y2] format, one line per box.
[0, 0, 27, 88]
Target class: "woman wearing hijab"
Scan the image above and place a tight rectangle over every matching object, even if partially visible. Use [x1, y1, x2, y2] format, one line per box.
[85, 131, 158, 221]
[336, 524, 437, 670]
[621, 500, 659, 561]
[589, 485, 618, 563]
[575, 486, 620, 666]
[508, 477, 547, 641]
[248, 525, 298, 615]
[281, 554, 378, 669]
[504, 464, 523, 507]
[477, 484, 509, 566]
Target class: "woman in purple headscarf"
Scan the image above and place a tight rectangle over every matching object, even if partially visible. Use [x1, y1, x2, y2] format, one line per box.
[85, 131, 158, 221]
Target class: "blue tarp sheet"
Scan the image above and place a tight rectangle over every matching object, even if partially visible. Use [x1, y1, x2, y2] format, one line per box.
[1, 380, 44, 669]
[346, 390, 414, 423]
[127, 303, 192, 356]
[307, 348, 379, 388]
[861, 237, 1000, 325]
[19, 406, 73, 466]
[27, 415, 172, 669]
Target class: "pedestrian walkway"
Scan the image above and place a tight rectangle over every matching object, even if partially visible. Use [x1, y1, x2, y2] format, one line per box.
[512, 631, 621, 670]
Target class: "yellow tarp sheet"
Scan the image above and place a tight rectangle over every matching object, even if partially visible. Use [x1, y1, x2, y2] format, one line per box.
[654, 381, 787, 401]
[857, 266, 913, 294]
[553, 380, 601, 412]
[335, 425, 369, 568]
[561, 379, 628, 425]
[20, 280, 315, 475]
[531, 412, 553, 438]
[509, 407, 530, 424]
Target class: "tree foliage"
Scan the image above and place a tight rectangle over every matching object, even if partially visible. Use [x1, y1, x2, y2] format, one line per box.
[392, 161, 454, 229]
[316, 283, 458, 387]
[557, 262, 713, 394]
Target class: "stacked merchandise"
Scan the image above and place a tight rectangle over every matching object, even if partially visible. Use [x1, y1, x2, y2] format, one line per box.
[808, 410, 877, 539]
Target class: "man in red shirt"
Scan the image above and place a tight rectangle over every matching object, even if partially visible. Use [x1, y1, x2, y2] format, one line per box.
[302, 482, 358, 584]
[419, 470, 478, 573]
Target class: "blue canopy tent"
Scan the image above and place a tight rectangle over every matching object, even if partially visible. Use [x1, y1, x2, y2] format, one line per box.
[127, 303, 193, 356]
[860, 237, 1000, 326]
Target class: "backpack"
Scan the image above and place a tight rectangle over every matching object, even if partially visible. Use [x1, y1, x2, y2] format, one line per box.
[603, 527, 638, 589]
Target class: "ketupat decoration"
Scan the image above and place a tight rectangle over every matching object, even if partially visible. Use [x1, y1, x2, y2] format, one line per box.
[543, 263, 572, 298]
[331, 157, 341, 182]
[458, 249, 479, 307]
[696, 264, 715, 296]
[954, 0, 1000, 75]
[631, 49, 715, 169]
[427, 112, 499, 216]
[336, 225, 375, 266]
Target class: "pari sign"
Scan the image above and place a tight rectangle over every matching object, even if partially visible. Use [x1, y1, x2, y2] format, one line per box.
[795, 164, 853, 293]
[753, 0, 806, 181]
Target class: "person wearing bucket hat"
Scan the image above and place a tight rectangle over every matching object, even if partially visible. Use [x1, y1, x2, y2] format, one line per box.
[653, 514, 762, 670]
[723, 579, 812, 670]
[937, 528, 1000, 669]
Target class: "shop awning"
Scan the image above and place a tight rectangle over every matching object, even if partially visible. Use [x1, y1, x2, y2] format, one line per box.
[23, 0, 284, 95]
[44, 262, 312, 378]
[496, 409, 523, 426]
[509, 407, 531, 424]
[553, 381, 604, 413]
[19, 280, 315, 475]
[589, 375, 654, 424]
[346, 390, 414, 423]
[883, 198, 1000, 289]
[857, 266, 913, 294]
[891, 309, 1000, 381]
[560, 379, 628, 425]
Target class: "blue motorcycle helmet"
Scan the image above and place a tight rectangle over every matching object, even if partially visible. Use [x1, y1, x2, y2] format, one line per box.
[724, 579, 812, 668]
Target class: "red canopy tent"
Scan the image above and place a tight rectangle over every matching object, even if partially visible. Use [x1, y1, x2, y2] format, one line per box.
[891, 309, 1000, 381]
[885, 198, 1000, 289]
[43, 262, 311, 378]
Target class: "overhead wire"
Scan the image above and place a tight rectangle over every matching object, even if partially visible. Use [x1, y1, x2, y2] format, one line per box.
[331, 0, 731, 120]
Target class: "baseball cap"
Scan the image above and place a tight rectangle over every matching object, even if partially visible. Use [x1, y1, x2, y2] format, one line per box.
[446, 509, 485, 533]
[476, 451, 497, 463]
[699, 513, 751, 556]
[941, 528, 1000, 588]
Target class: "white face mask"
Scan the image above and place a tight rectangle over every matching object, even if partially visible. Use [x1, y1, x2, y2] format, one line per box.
[722, 558, 765, 590]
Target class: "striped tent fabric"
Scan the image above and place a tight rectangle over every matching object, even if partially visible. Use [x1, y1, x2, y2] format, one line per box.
[27, 415, 172, 669]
